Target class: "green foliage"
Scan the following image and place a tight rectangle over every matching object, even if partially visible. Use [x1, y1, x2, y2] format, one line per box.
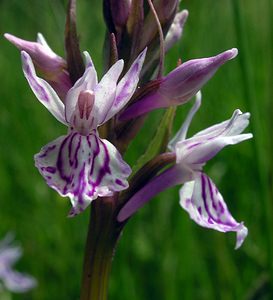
[131, 106, 176, 176]
[0, 0, 272, 299]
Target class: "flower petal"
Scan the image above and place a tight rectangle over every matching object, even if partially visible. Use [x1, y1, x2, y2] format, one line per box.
[0, 246, 21, 268]
[194, 109, 251, 138]
[5, 33, 64, 72]
[21, 51, 67, 125]
[93, 59, 124, 124]
[1, 269, 37, 293]
[102, 48, 147, 123]
[34, 131, 131, 216]
[168, 91, 201, 151]
[65, 53, 98, 122]
[175, 110, 253, 164]
[179, 172, 248, 249]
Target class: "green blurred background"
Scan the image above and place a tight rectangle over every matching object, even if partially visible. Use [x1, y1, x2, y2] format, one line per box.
[0, 0, 272, 299]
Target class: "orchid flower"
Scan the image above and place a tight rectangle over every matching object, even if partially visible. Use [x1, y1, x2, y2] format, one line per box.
[4, 33, 72, 100]
[0, 234, 36, 293]
[165, 9, 189, 52]
[21, 48, 147, 216]
[120, 49, 238, 120]
[118, 92, 252, 249]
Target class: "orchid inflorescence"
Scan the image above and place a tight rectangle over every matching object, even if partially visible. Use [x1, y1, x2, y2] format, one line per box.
[5, 0, 252, 265]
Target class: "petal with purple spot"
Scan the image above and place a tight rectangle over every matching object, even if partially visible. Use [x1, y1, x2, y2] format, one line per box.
[34, 131, 131, 216]
[179, 172, 248, 249]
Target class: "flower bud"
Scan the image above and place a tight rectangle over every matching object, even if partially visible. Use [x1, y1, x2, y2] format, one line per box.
[4, 33, 72, 100]
[165, 10, 189, 51]
[103, 0, 132, 40]
[120, 48, 238, 120]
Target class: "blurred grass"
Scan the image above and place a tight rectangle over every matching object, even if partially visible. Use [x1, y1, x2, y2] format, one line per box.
[0, 0, 272, 299]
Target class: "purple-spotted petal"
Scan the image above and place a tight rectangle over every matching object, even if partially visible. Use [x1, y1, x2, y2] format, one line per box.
[180, 172, 248, 249]
[21, 51, 67, 125]
[34, 131, 131, 216]
[102, 48, 147, 123]
[1, 269, 37, 293]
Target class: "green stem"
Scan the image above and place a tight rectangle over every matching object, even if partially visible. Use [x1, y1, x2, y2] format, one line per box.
[80, 196, 123, 300]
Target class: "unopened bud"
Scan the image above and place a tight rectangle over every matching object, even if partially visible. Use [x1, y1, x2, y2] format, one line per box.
[4, 33, 72, 100]
[120, 48, 238, 119]
[165, 10, 189, 51]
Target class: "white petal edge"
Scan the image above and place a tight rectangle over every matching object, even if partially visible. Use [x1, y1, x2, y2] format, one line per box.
[94, 59, 124, 125]
[102, 48, 147, 123]
[179, 172, 248, 249]
[21, 51, 67, 125]
[34, 131, 131, 217]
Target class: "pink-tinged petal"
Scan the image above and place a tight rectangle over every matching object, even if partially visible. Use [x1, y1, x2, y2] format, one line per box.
[117, 165, 193, 222]
[121, 49, 238, 120]
[72, 90, 96, 135]
[5, 33, 65, 73]
[165, 10, 189, 52]
[0, 237, 37, 293]
[175, 110, 253, 165]
[102, 48, 147, 123]
[36, 32, 54, 53]
[180, 172, 248, 249]
[0, 246, 21, 268]
[34, 131, 131, 216]
[94, 59, 124, 124]
[65, 55, 98, 122]
[1, 269, 37, 293]
[21, 51, 67, 125]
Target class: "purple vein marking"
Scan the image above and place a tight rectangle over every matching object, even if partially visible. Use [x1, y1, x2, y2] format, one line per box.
[25, 63, 49, 102]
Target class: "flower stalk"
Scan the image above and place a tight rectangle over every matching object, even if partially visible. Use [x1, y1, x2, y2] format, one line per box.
[80, 196, 123, 300]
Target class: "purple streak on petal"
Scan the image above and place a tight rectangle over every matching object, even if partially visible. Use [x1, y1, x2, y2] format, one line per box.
[35, 130, 131, 216]
[103, 48, 147, 123]
[21, 51, 67, 125]
[173, 107, 252, 165]
[117, 165, 193, 222]
[179, 172, 248, 249]
[37, 145, 56, 158]
[23, 53, 49, 102]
